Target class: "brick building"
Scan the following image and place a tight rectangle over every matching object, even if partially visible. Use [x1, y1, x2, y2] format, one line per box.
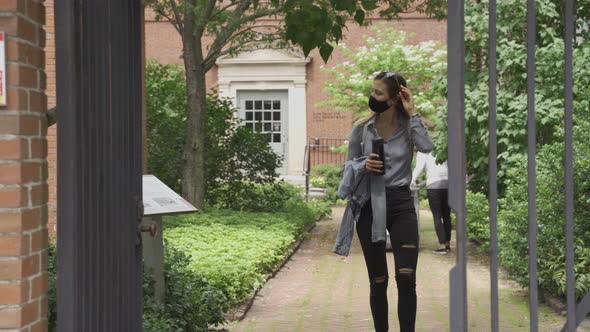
[44, 4, 447, 233]
[0, 1, 49, 330]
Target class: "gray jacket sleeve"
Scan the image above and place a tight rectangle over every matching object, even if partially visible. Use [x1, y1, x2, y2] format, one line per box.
[346, 124, 364, 161]
[410, 117, 434, 153]
[338, 125, 368, 199]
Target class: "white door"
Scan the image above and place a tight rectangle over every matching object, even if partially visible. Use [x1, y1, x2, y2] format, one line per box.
[236, 90, 288, 175]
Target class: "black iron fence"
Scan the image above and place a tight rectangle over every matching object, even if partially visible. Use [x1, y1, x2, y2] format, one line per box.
[447, 0, 583, 331]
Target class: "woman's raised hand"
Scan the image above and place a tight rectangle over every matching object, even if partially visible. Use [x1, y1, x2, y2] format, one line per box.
[399, 85, 417, 116]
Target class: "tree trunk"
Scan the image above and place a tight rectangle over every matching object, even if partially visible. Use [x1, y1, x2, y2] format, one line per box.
[180, 2, 207, 209]
[181, 64, 207, 209]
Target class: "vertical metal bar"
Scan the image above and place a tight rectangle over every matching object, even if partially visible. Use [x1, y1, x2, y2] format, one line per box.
[447, 0, 467, 330]
[526, 0, 538, 330]
[80, 2, 91, 330]
[332, 139, 334, 164]
[569, 292, 590, 328]
[56, 1, 143, 330]
[111, 1, 123, 330]
[56, 0, 78, 329]
[91, 2, 103, 330]
[318, 138, 326, 165]
[488, 0, 499, 330]
[131, 0, 145, 324]
[563, 0, 575, 329]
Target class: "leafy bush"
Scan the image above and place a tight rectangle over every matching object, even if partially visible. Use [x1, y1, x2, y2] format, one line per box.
[209, 181, 333, 220]
[498, 116, 590, 300]
[143, 241, 228, 332]
[310, 176, 326, 188]
[48, 243, 57, 332]
[146, 62, 187, 193]
[48, 240, 229, 331]
[163, 201, 317, 307]
[432, 0, 590, 195]
[466, 190, 490, 250]
[207, 181, 299, 212]
[146, 61, 282, 202]
[203, 97, 282, 207]
[311, 164, 343, 204]
[306, 199, 333, 220]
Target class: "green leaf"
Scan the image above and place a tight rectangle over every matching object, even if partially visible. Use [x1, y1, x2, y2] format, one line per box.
[331, 25, 343, 42]
[331, 0, 357, 14]
[354, 9, 366, 25]
[361, 0, 379, 11]
[319, 43, 334, 63]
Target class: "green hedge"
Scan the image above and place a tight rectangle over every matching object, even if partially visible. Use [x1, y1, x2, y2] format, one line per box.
[163, 194, 319, 308]
[143, 242, 229, 332]
[48, 243, 57, 331]
[465, 116, 590, 300]
[466, 190, 490, 249]
[47, 184, 328, 331]
[498, 118, 590, 300]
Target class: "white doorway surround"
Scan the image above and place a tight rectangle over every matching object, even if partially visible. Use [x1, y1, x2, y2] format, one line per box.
[236, 90, 289, 175]
[216, 48, 310, 179]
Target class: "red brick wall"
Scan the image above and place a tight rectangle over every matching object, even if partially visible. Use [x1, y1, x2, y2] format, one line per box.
[44, 0, 55, 236]
[0, 1, 49, 331]
[144, 9, 219, 88]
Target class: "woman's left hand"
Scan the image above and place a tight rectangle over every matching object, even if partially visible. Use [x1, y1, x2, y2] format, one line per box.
[399, 86, 417, 116]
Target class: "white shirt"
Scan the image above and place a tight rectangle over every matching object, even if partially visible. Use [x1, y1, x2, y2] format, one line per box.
[411, 151, 448, 188]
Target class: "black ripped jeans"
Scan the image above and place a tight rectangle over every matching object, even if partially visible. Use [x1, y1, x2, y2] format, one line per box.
[356, 186, 419, 332]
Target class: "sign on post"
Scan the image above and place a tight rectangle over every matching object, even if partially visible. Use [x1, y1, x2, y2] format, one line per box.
[141, 175, 197, 303]
[143, 175, 197, 216]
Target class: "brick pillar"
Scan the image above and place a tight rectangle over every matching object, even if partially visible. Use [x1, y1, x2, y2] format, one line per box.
[0, 1, 48, 332]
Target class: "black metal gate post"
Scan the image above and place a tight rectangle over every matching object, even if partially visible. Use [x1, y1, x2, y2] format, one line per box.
[447, 0, 468, 330]
[55, 1, 144, 331]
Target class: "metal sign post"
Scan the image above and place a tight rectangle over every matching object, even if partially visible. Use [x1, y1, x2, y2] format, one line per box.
[141, 175, 198, 303]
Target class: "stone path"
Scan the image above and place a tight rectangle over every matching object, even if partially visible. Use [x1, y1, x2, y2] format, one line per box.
[223, 206, 587, 332]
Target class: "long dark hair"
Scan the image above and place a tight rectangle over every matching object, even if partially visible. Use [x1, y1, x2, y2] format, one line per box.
[356, 71, 408, 127]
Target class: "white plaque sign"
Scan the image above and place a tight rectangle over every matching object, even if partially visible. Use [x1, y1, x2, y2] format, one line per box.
[142, 175, 197, 216]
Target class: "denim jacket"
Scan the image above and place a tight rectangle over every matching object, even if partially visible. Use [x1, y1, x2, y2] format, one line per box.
[332, 156, 371, 256]
[333, 115, 434, 257]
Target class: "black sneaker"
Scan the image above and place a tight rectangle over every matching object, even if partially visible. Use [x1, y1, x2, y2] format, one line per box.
[446, 245, 451, 251]
[433, 248, 448, 254]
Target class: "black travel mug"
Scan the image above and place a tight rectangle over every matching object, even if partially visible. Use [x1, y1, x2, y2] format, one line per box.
[371, 137, 385, 175]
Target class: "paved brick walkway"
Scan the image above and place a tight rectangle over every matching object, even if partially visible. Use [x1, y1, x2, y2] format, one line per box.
[224, 206, 587, 332]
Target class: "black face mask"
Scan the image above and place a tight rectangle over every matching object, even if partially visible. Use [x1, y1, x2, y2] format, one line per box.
[368, 96, 391, 113]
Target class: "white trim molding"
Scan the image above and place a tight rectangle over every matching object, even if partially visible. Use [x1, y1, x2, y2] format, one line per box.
[216, 48, 311, 177]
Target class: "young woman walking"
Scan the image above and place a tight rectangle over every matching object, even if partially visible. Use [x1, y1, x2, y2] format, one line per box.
[337, 71, 434, 332]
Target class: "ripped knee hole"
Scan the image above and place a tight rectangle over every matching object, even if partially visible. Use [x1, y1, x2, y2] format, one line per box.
[373, 275, 388, 283]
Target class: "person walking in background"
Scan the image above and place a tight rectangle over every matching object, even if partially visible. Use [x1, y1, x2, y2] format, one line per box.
[411, 151, 451, 254]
